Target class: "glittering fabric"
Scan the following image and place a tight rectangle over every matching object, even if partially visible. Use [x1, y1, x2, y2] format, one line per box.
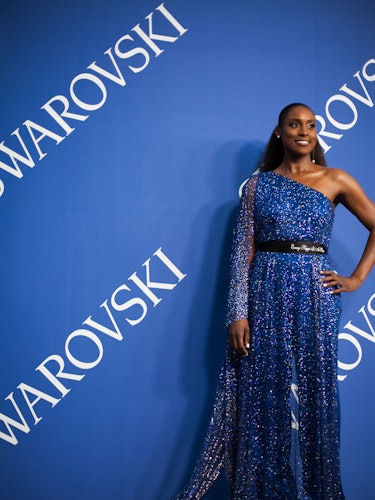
[225, 176, 257, 327]
[175, 171, 344, 499]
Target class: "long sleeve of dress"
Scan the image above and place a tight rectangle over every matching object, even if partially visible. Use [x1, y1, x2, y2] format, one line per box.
[173, 176, 258, 500]
[225, 175, 258, 328]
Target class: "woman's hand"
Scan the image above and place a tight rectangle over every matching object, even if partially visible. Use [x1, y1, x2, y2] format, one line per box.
[228, 319, 250, 356]
[320, 270, 363, 294]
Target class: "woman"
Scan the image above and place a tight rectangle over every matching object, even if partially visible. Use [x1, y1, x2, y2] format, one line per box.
[175, 103, 375, 499]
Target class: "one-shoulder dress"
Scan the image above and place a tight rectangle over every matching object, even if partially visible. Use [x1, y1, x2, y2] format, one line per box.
[176, 171, 344, 499]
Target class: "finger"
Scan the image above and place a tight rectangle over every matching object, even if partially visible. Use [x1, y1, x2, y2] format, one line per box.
[321, 271, 339, 280]
[235, 336, 248, 356]
[322, 278, 337, 286]
[232, 334, 248, 356]
[322, 281, 338, 290]
[228, 331, 236, 350]
[228, 326, 250, 356]
[330, 282, 345, 293]
[322, 274, 342, 286]
[244, 329, 250, 350]
[321, 271, 336, 278]
[320, 270, 332, 276]
[230, 334, 238, 352]
[324, 281, 340, 289]
[229, 332, 243, 354]
[321, 271, 340, 282]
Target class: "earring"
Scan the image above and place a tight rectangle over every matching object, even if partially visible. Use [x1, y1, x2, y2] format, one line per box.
[276, 135, 280, 139]
[311, 148, 315, 163]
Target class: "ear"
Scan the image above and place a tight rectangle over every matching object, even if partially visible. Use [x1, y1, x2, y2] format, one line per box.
[275, 126, 280, 139]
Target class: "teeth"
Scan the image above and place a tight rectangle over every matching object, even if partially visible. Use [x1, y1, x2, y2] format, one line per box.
[296, 141, 309, 145]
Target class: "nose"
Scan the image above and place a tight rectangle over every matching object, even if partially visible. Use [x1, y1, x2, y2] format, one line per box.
[299, 124, 308, 136]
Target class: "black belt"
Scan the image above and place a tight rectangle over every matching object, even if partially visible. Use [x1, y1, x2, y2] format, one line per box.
[256, 240, 327, 254]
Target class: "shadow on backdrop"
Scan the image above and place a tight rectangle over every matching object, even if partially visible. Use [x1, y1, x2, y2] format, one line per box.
[152, 141, 264, 500]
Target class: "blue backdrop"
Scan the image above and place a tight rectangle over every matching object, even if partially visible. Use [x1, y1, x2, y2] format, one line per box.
[1, 1, 375, 498]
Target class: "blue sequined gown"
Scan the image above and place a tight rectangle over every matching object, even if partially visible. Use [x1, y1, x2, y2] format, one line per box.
[176, 171, 344, 499]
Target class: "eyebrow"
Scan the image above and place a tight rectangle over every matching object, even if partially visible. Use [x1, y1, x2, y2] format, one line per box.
[288, 117, 316, 122]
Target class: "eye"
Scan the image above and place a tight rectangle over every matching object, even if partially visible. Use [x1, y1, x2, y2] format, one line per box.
[307, 122, 316, 129]
[289, 121, 299, 128]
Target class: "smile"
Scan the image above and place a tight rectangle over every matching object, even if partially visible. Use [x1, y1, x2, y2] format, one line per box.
[295, 140, 310, 145]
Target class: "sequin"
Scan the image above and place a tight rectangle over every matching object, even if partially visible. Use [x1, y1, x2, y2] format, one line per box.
[175, 171, 344, 499]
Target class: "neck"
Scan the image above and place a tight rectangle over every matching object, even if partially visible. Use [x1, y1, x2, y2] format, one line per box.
[278, 156, 314, 174]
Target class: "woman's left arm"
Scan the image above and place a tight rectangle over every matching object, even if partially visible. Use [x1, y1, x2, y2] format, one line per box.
[321, 169, 375, 294]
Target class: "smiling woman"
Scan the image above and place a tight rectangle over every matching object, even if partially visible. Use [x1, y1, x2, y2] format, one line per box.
[175, 103, 375, 499]
[277, 106, 317, 155]
[262, 103, 328, 171]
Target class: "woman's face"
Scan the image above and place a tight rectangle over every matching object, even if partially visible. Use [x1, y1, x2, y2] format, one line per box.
[276, 105, 317, 158]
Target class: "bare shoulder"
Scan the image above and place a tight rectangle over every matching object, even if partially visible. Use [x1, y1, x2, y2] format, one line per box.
[323, 167, 360, 192]
[322, 166, 350, 181]
[324, 167, 375, 212]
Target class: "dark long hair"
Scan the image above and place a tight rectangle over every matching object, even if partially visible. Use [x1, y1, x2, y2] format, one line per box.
[260, 103, 327, 172]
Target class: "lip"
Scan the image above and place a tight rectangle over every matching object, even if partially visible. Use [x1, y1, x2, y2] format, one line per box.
[295, 140, 310, 145]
